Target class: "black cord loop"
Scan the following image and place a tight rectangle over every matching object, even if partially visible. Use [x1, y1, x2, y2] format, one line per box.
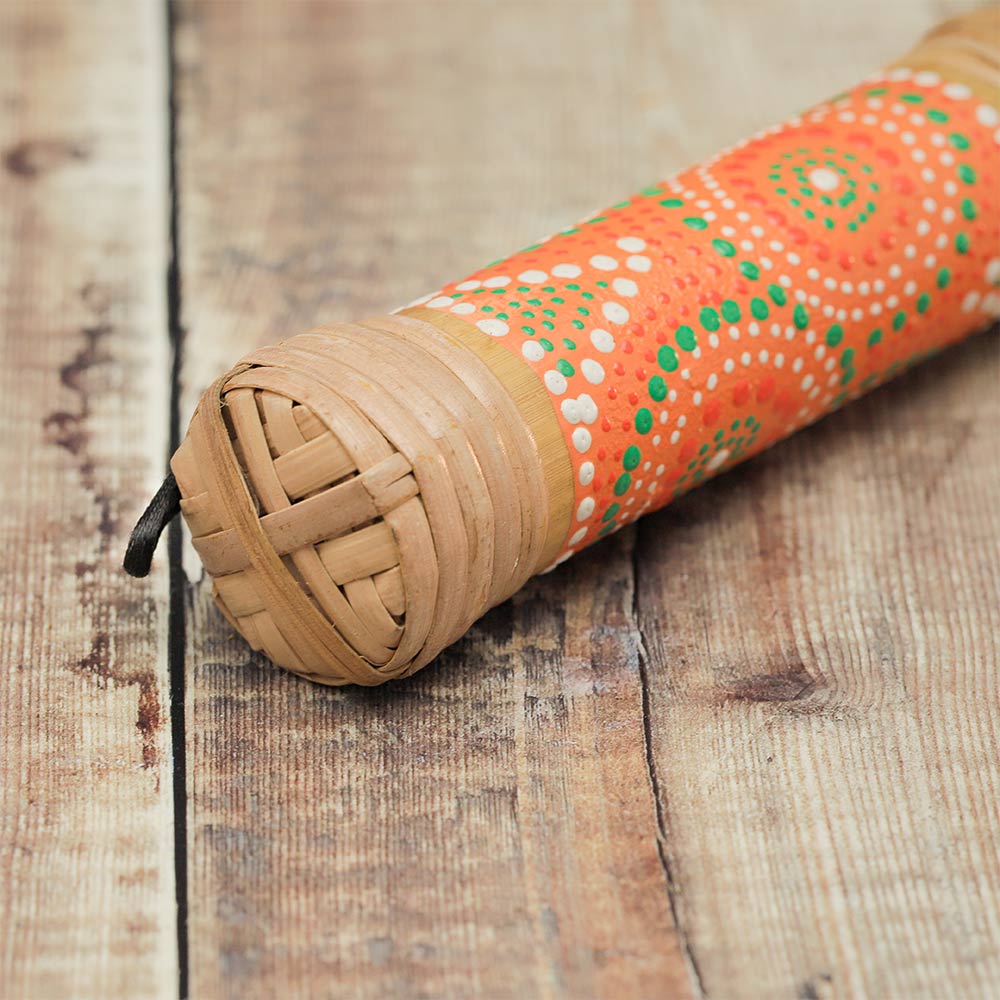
[123, 471, 182, 578]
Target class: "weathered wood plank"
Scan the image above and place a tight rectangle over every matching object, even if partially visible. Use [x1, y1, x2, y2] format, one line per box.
[184, 537, 688, 998]
[0, 2, 175, 998]
[633, 3, 1000, 997]
[175, 0, 996, 997]
[175, 2, 688, 996]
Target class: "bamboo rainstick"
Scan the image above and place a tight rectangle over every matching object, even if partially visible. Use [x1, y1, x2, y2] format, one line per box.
[147, 10, 999, 686]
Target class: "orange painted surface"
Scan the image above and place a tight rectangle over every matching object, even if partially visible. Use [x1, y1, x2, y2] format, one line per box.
[411, 71, 999, 565]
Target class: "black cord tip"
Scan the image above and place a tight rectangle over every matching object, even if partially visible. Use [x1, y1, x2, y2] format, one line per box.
[123, 471, 182, 577]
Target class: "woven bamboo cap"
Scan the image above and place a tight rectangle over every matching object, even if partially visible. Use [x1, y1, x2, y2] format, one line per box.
[171, 312, 573, 685]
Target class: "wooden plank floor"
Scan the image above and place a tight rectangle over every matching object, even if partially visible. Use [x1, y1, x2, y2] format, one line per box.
[2, 1, 998, 998]
[0, 2, 176, 998]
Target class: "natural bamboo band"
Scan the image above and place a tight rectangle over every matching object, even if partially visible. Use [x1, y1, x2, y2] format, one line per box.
[400, 305, 575, 566]
[893, 7, 1000, 107]
[166, 10, 999, 686]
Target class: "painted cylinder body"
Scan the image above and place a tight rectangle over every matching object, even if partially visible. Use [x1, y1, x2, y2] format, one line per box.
[406, 70, 999, 570]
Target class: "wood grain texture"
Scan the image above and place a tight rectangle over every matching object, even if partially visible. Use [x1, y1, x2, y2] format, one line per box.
[170, 1, 998, 998]
[0, 2, 176, 998]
